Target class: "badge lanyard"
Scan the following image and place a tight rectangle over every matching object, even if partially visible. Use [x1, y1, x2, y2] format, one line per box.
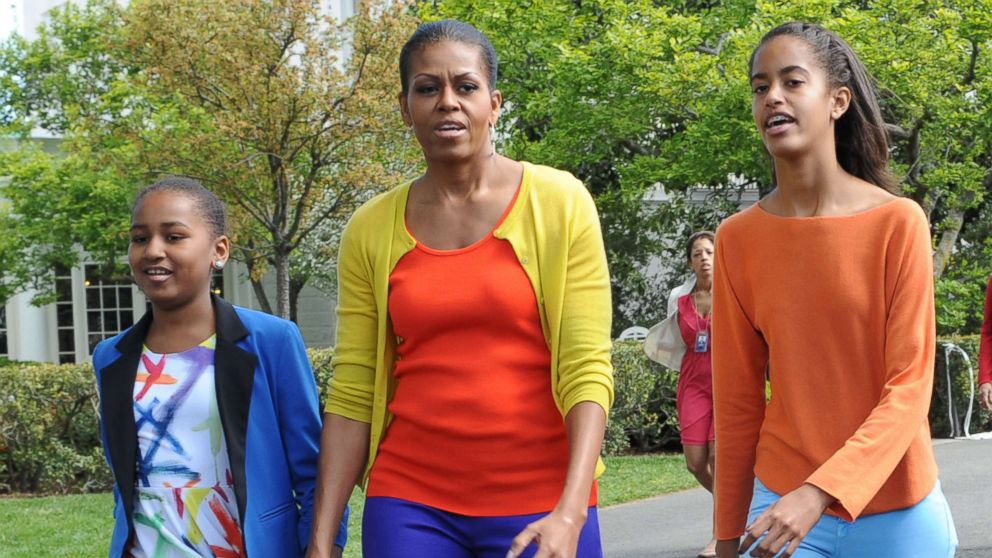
[692, 293, 711, 353]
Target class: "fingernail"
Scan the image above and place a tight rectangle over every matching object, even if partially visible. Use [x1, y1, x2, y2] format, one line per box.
[505, 552, 515, 558]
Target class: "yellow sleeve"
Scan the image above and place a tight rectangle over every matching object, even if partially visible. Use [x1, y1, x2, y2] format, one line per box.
[324, 214, 376, 423]
[556, 184, 614, 417]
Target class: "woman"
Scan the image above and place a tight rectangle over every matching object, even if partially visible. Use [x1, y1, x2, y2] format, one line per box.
[307, 20, 613, 558]
[712, 23, 957, 558]
[644, 231, 717, 558]
[93, 177, 347, 557]
[979, 274, 992, 411]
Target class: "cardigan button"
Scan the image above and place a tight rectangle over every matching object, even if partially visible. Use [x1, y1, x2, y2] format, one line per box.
[521, 256, 529, 264]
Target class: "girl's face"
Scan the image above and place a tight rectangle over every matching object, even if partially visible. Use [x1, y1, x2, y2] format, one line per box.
[749, 35, 850, 160]
[689, 237, 714, 281]
[399, 40, 501, 163]
[128, 190, 228, 312]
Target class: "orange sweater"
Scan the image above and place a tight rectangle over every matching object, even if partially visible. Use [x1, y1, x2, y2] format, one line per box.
[711, 198, 938, 539]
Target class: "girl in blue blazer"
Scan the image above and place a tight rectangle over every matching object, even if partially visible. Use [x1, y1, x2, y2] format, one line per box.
[92, 176, 347, 558]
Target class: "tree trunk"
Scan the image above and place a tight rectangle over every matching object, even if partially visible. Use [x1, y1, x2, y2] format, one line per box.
[933, 210, 965, 280]
[289, 275, 305, 324]
[932, 187, 979, 279]
[275, 250, 291, 320]
[248, 278, 273, 315]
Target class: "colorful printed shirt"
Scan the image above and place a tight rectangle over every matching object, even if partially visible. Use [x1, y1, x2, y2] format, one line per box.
[130, 335, 244, 558]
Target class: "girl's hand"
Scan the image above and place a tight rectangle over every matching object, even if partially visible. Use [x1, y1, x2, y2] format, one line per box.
[507, 508, 584, 558]
[716, 538, 741, 557]
[739, 484, 834, 557]
[979, 382, 992, 411]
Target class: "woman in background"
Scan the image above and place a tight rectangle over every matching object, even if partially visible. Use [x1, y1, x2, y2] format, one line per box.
[645, 230, 717, 558]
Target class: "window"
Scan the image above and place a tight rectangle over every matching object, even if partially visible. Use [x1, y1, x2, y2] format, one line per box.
[54, 264, 76, 364]
[211, 270, 225, 298]
[0, 306, 8, 359]
[84, 264, 135, 355]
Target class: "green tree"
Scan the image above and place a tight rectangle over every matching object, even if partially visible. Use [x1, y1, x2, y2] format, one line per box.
[427, 0, 992, 334]
[0, 0, 419, 321]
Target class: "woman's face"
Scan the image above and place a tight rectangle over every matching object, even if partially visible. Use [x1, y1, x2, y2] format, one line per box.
[128, 191, 227, 312]
[749, 35, 850, 161]
[689, 237, 714, 282]
[399, 40, 501, 164]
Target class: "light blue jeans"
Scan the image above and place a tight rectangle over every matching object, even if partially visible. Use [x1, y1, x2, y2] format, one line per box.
[744, 478, 958, 558]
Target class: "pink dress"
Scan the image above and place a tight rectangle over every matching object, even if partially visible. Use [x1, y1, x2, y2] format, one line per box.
[676, 293, 715, 445]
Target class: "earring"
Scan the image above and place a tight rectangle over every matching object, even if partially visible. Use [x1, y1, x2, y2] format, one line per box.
[213, 261, 225, 271]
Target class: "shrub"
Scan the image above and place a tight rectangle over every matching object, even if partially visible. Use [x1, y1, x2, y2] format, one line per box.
[604, 340, 680, 455]
[1, 336, 985, 493]
[0, 362, 112, 494]
[308, 346, 336, 405]
[931, 335, 991, 437]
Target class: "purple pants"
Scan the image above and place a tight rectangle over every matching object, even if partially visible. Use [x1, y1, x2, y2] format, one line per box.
[362, 496, 604, 558]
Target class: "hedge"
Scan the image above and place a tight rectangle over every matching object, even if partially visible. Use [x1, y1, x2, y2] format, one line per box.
[0, 362, 111, 493]
[1, 339, 987, 494]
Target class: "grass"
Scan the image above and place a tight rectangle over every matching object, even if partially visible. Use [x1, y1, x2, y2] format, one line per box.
[0, 453, 694, 557]
[599, 453, 698, 507]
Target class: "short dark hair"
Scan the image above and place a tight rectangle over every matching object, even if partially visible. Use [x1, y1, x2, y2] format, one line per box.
[686, 230, 715, 263]
[399, 19, 498, 94]
[749, 22, 895, 193]
[132, 176, 227, 237]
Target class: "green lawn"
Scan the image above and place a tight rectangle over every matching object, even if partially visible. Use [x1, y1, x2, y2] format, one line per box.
[0, 453, 693, 558]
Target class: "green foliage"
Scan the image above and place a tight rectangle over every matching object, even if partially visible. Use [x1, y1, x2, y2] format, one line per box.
[0, 0, 178, 305]
[605, 340, 680, 455]
[426, 0, 992, 334]
[0, 361, 113, 494]
[308, 346, 336, 405]
[931, 335, 992, 437]
[935, 195, 992, 334]
[0, 0, 419, 320]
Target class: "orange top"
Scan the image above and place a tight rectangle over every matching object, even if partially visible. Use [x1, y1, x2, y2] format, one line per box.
[712, 198, 938, 539]
[367, 189, 596, 515]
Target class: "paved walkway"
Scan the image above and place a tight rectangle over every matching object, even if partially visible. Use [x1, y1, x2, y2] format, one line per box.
[600, 438, 992, 557]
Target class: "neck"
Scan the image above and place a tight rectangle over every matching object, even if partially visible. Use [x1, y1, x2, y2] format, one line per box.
[146, 291, 216, 352]
[771, 147, 851, 217]
[421, 152, 504, 201]
[694, 277, 712, 292]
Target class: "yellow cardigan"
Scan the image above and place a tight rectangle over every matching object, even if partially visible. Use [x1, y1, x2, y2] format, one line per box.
[326, 161, 615, 484]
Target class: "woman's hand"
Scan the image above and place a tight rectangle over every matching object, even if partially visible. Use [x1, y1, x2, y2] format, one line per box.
[979, 382, 992, 411]
[738, 484, 834, 557]
[507, 508, 585, 558]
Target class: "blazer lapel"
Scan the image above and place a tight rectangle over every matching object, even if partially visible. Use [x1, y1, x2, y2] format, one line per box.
[99, 310, 152, 536]
[212, 295, 257, 529]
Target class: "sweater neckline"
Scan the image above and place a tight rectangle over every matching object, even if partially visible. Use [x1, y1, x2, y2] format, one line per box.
[752, 197, 903, 222]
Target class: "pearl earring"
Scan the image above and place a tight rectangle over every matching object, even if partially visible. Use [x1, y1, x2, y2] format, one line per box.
[213, 261, 225, 271]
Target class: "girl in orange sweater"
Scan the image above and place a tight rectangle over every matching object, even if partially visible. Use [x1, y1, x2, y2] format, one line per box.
[712, 22, 957, 558]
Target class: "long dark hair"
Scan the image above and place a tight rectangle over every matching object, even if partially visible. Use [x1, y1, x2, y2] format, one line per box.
[750, 22, 896, 193]
[398, 19, 498, 95]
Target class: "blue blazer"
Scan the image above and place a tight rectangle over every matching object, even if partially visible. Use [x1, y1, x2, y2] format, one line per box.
[92, 295, 348, 557]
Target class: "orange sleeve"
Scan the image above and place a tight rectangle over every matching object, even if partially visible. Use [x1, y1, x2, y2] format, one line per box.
[805, 207, 936, 521]
[712, 228, 769, 540]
